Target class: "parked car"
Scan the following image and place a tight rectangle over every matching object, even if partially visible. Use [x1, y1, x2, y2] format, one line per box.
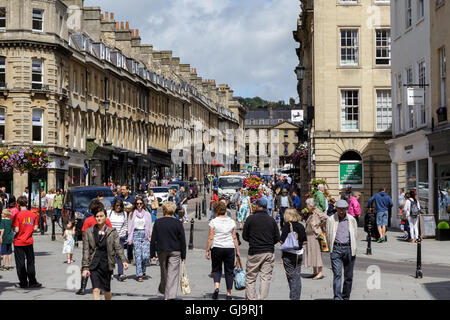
[62, 186, 114, 242]
[167, 184, 180, 193]
[150, 187, 169, 205]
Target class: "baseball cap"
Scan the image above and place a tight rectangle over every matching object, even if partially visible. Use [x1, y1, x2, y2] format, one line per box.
[256, 198, 268, 208]
[335, 199, 349, 209]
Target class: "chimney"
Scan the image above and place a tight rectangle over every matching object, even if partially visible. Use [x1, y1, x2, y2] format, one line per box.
[136, 29, 139, 37]
[105, 12, 108, 20]
[126, 21, 130, 30]
[110, 12, 114, 21]
[121, 22, 124, 29]
[116, 22, 119, 30]
[131, 29, 135, 37]
[100, 13, 103, 20]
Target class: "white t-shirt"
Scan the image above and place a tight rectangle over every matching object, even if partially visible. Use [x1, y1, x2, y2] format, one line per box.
[209, 216, 236, 249]
[133, 215, 146, 230]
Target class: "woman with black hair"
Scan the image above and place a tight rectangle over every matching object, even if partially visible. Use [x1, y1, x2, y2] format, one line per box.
[107, 198, 129, 281]
[81, 201, 128, 300]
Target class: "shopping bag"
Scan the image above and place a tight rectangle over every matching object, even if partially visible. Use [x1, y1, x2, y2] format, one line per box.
[180, 261, 191, 295]
[233, 256, 246, 291]
[318, 232, 329, 252]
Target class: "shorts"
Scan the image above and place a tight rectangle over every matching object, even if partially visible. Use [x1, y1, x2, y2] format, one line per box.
[1, 243, 13, 255]
[376, 211, 388, 227]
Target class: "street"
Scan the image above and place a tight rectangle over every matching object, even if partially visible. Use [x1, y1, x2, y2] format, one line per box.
[0, 196, 449, 300]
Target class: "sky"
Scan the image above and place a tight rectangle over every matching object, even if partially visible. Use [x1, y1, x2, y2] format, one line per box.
[83, 0, 300, 103]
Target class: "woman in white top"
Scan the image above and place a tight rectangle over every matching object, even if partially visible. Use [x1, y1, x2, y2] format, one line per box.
[206, 201, 241, 300]
[107, 198, 129, 281]
[404, 190, 421, 243]
[127, 197, 153, 282]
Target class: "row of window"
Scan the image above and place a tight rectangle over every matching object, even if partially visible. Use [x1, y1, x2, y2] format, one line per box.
[395, 59, 427, 132]
[340, 29, 391, 66]
[245, 143, 291, 156]
[0, 108, 43, 143]
[0, 8, 43, 32]
[339, 0, 390, 4]
[245, 129, 292, 138]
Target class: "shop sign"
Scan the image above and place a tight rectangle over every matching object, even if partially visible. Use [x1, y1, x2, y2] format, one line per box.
[407, 87, 425, 106]
[339, 162, 363, 188]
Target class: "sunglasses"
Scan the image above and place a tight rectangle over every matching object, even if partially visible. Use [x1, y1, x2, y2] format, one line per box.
[136, 202, 144, 205]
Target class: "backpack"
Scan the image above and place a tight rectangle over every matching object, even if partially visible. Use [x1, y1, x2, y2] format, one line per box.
[410, 199, 420, 217]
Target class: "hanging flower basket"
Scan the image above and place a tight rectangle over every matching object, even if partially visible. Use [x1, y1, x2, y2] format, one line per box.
[306, 178, 330, 199]
[244, 175, 263, 207]
[0, 147, 50, 173]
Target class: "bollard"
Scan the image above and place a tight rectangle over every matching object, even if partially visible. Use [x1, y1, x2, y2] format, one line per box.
[203, 198, 207, 217]
[188, 218, 194, 250]
[51, 214, 56, 241]
[416, 219, 423, 278]
[196, 203, 199, 220]
[366, 209, 372, 255]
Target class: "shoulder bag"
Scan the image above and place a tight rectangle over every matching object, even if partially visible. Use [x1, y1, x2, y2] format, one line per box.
[279, 222, 299, 251]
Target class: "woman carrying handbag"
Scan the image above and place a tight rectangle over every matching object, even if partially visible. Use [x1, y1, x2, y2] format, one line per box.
[206, 201, 241, 300]
[280, 209, 307, 300]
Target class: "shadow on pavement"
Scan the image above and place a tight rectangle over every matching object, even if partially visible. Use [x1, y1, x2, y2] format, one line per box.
[422, 281, 450, 299]
[34, 251, 52, 257]
[0, 281, 16, 295]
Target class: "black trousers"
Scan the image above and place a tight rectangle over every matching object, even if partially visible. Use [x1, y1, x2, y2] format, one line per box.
[14, 245, 38, 287]
[280, 207, 288, 229]
[211, 247, 235, 290]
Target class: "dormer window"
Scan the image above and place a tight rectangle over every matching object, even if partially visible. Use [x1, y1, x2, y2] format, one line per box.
[100, 43, 105, 59]
[105, 47, 111, 62]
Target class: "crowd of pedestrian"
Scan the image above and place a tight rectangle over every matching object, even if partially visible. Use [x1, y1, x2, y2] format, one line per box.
[0, 171, 421, 301]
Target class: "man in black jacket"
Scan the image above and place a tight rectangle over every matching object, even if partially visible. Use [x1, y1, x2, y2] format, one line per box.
[242, 198, 280, 300]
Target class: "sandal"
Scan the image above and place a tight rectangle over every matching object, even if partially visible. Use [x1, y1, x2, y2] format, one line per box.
[312, 275, 324, 280]
[137, 276, 144, 282]
[119, 275, 127, 282]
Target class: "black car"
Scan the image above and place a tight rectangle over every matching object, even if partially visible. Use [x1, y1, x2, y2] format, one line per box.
[62, 186, 114, 242]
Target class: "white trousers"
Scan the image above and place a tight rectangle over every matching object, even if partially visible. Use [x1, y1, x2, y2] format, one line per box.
[408, 216, 419, 240]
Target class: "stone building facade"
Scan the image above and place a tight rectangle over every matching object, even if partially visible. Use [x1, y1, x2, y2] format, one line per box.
[294, 0, 392, 213]
[0, 0, 244, 197]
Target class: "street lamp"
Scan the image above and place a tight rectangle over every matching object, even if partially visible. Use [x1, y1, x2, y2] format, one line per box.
[295, 65, 306, 81]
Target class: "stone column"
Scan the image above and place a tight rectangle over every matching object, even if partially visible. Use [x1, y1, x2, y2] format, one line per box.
[47, 169, 57, 192]
[391, 162, 399, 228]
[13, 171, 28, 199]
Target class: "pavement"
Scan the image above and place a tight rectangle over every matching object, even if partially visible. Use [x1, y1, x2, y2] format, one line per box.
[0, 195, 449, 300]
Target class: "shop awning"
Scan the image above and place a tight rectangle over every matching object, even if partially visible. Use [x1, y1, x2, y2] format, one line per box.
[212, 159, 224, 167]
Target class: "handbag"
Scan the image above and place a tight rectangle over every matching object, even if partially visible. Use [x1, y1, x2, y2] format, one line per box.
[233, 256, 246, 291]
[180, 261, 191, 295]
[318, 232, 329, 252]
[279, 222, 299, 251]
[151, 199, 159, 210]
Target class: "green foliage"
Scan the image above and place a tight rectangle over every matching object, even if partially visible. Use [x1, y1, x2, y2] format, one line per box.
[237, 97, 287, 109]
[438, 222, 450, 230]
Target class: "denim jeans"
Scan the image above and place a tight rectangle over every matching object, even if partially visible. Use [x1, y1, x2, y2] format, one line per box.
[115, 236, 127, 276]
[282, 253, 302, 300]
[330, 245, 356, 300]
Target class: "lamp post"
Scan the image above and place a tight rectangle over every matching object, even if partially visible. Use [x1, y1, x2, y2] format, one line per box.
[295, 64, 305, 81]
[38, 179, 44, 235]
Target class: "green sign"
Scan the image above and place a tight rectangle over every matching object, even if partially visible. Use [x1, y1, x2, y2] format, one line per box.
[340, 162, 363, 187]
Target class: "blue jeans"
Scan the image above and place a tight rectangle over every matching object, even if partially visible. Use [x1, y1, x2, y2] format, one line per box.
[133, 230, 150, 277]
[330, 244, 356, 300]
[282, 253, 302, 300]
[53, 208, 62, 224]
[115, 236, 127, 276]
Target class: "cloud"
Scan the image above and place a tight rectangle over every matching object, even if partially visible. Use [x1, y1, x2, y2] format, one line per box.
[84, 0, 299, 102]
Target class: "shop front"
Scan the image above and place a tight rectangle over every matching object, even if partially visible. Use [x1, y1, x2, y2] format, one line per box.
[428, 127, 450, 226]
[148, 147, 172, 182]
[47, 155, 69, 191]
[68, 152, 87, 188]
[387, 130, 434, 230]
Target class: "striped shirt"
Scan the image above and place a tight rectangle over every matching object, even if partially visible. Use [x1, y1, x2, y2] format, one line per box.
[107, 210, 128, 238]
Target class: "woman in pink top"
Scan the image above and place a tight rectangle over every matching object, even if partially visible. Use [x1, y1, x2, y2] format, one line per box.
[348, 191, 361, 223]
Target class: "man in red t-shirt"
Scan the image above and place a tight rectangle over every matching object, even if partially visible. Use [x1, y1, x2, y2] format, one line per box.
[12, 196, 41, 289]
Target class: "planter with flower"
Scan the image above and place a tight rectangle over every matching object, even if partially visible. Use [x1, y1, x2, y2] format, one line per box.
[244, 175, 263, 211]
[305, 178, 331, 200]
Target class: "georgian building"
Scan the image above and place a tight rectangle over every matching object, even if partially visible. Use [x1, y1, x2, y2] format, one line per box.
[244, 106, 300, 174]
[0, 0, 244, 197]
[294, 0, 392, 214]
